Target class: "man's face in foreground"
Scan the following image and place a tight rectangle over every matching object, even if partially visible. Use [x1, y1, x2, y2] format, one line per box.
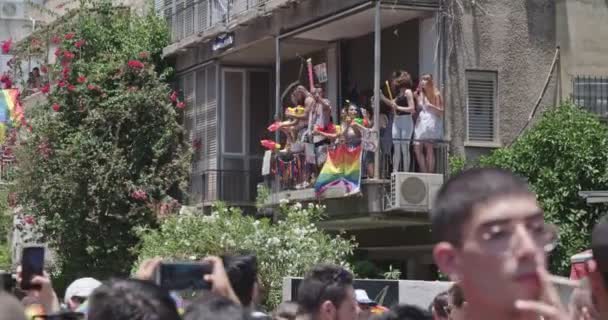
[434, 195, 557, 311]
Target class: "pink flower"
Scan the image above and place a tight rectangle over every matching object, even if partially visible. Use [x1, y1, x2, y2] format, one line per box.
[40, 65, 48, 74]
[0, 74, 12, 89]
[24, 215, 35, 225]
[67, 84, 76, 91]
[63, 50, 75, 60]
[74, 39, 86, 48]
[77, 75, 86, 83]
[87, 84, 97, 91]
[127, 60, 145, 69]
[64, 32, 76, 40]
[170, 91, 178, 102]
[57, 80, 66, 88]
[1, 38, 12, 54]
[54, 48, 62, 57]
[52, 103, 60, 112]
[41, 83, 50, 94]
[176, 101, 185, 109]
[131, 189, 148, 201]
[51, 35, 61, 44]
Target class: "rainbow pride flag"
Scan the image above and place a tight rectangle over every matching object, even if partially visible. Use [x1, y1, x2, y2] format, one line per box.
[0, 89, 25, 143]
[314, 144, 362, 196]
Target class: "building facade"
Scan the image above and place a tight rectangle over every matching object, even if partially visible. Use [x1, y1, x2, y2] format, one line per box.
[161, 0, 608, 278]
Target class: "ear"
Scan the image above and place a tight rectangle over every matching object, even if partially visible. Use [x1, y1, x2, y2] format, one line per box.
[433, 242, 462, 281]
[320, 300, 336, 320]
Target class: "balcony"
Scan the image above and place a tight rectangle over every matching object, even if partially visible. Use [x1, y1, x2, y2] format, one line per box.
[261, 138, 448, 220]
[572, 75, 608, 118]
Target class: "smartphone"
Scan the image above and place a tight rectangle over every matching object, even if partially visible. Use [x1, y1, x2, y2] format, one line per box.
[154, 262, 213, 291]
[21, 246, 45, 290]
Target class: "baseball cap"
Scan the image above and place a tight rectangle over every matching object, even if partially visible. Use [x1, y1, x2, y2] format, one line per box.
[355, 289, 376, 306]
[64, 278, 102, 304]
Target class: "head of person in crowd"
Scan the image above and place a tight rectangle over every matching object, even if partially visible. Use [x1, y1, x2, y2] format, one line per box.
[446, 284, 466, 320]
[297, 264, 358, 320]
[291, 86, 309, 107]
[373, 304, 432, 320]
[183, 291, 248, 320]
[391, 71, 413, 92]
[590, 215, 608, 318]
[354, 289, 376, 320]
[0, 292, 26, 320]
[431, 168, 558, 318]
[429, 291, 448, 320]
[64, 277, 102, 311]
[223, 254, 259, 308]
[32, 67, 40, 78]
[273, 301, 298, 320]
[87, 278, 180, 320]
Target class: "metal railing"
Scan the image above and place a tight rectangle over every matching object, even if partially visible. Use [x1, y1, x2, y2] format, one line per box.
[193, 169, 257, 204]
[159, 0, 271, 43]
[572, 75, 608, 117]
[265, 138, 449, 194]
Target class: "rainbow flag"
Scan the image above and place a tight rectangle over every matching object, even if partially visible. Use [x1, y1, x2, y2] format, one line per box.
[314, 144, 362, 196]
[0, 89, 25, 143]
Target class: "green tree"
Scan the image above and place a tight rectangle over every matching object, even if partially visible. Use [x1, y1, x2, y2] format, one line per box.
[12, 0, 190, 282]
[479, 102, 608, 274]
[135, 202, 357, 309]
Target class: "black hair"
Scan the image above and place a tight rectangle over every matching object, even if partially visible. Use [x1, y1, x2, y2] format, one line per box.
[223, 254, 258, 307]
[183, 291, 248, 320]
[87, 279, 180, 320]
[373, 304, 432, 320]
[429, 291, 448, 317]
[296, 264, 354, 315]
[430, 168, 533, 245]
[448, 283, 465, 308]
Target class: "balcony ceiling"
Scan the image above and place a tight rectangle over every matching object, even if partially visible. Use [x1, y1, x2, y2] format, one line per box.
[294, 7, 425, 42]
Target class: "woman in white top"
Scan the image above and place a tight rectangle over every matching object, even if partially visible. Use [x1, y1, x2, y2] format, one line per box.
[414, 74, 444, 173]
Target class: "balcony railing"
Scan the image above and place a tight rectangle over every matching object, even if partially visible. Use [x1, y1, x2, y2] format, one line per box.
[265, 138, 448, 194]
[159, 0, 271, 43]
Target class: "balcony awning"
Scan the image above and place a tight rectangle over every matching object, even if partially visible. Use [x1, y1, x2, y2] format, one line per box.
[579, 190, 608, 204]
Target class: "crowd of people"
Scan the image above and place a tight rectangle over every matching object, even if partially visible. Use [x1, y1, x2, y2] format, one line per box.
[267, 71, 444, 189]
[0, 168, 607, 320]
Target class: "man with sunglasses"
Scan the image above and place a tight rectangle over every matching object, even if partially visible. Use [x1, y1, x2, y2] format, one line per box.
[297, 264, 359, 320]
[431, 168, 566, 320]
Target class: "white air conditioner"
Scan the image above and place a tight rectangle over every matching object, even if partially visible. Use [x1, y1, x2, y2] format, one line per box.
[390, 172, 444, 212]
[0, 1, 25, 20]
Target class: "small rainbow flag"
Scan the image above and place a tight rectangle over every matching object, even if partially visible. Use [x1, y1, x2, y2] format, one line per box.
[314, 144, 362, 196]
[0, 89, 25, 143]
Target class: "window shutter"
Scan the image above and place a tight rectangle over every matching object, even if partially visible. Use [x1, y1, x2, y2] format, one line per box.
[466, 71, 497, 143]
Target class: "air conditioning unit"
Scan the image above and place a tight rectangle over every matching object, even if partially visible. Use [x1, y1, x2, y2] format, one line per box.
[0, 1, 25, 20]
[390, 172, 443, 212]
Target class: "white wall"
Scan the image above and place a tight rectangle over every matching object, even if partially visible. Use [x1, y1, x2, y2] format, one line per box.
[419, 14, 438, 82]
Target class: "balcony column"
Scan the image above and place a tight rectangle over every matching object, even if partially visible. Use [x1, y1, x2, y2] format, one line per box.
[373, 0, 381, 179]
[275, 36, 281, 142]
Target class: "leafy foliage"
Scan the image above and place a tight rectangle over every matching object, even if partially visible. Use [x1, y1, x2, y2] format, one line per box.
[0, 189, 11, 270]
[12, 0, 190, 281]
[479, 103, 608, 274]
[135, 202, 357, 309]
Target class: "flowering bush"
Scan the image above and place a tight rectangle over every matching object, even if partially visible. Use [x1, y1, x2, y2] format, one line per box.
[134, 202, 357, 309]
[12, 0, 190, 282]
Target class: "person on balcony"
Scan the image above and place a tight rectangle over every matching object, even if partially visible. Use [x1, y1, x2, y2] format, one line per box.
[381, 71, 416, 173]
[414, 74, 444, 173]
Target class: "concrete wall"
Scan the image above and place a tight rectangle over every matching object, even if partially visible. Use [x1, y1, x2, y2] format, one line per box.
[446, 0, 558, 159]
[556, 0, 608, 98]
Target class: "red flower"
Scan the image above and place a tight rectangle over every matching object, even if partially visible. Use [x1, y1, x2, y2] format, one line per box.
[1, 38, 12, 54]
[51, 35, 61, 44]
[74, 39, 86, 48]
[138, 51, 149, 59]
[64, 32, 76, 40]
[57, 80, 66, 88]
[24, 215, 35, 225]
[127, 60, 145, 69]
[41, 83, 50, 94]
[77, 75, 86, 83]
[87, 84, 97, 91]
[52, 103, 60, 112]
[0, 74, 12, 89]
[176, 101, 185, 109]
[63, 50, 75, 60]
[170, 91, 178, 102]
[54, 48, 62, 57]
[131, 189, 148, 201]
[67, 84, 76, 91]
[40, 65, 48, 73]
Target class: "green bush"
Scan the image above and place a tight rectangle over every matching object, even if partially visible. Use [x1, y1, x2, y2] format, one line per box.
[480, 103, 608, 274]
[134, 202, 357, 309]
[12, 0, 190, 282]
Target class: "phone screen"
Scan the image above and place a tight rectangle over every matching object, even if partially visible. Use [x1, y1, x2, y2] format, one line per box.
[155, 262, 212, 291]
[21, 246, 45, 290]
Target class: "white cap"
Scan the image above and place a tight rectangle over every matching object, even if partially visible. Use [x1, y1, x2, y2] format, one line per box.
[64, 277, 102, 304]
[355, 289, 376, 305]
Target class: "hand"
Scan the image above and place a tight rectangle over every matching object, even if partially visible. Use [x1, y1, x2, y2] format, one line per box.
[135, 257, 162, 281]
[587, 259, 608, 318]
[28, 272, 60, 314]
[514, 267, 569, 320]
[203, 256, 241, 305]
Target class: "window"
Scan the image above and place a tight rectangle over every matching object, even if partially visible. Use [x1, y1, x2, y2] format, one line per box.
[466, 71, 498, 145]
[572, 76, 608, 117]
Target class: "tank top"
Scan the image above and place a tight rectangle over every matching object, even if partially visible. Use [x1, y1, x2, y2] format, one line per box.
[395, 94, 411, 116]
